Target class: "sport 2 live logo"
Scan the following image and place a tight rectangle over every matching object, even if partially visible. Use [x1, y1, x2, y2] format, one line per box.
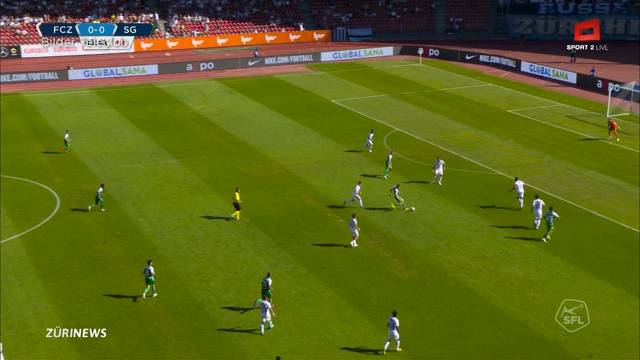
[566, 18, 609, 52]
[555, 299, 590, 333]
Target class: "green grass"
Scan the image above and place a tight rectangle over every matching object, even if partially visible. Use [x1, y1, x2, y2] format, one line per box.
[1, 59, 638, 360]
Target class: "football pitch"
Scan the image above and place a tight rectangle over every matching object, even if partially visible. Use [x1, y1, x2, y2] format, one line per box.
[1, 59, 638, 359]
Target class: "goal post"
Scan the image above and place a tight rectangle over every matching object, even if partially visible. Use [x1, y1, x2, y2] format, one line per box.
[607, 82, 640, 118]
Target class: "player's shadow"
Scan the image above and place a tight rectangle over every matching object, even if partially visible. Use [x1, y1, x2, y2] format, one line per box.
[102, 294, 139, 303]
[345, 149, 363, 153]
[505, 236, 542, 242]
[491, 225, 530, 230]
[220, 306, 256, 314]
[477, 204, 518, 211]
[70, 208, 89, 213]
[312, 243, 349, 248]
[360, 174, 383, 179]
[578, 137, 604, 141]
[365, 207, 392, 211]
[42, 151, 64, 155]
[341, 346, 380, 355]
[326, 204, 346, 209]
[200, 215, 234, 221]
[405, 180, 429, 184]
[216, 327, 260, 335]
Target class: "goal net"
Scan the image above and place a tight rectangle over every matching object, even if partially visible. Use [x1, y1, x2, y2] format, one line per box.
[607, 82, 640, 119]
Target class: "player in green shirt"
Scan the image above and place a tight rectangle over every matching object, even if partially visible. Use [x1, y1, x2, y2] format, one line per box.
[63, 130, 71, 152]
[261, 272, 272, 302]
[142, 259, 157, 299]
[88, 183, 105, 211]
[390, 184, 406, 210]
[542, 207, 560, 243]
[383, 150, 393, 179]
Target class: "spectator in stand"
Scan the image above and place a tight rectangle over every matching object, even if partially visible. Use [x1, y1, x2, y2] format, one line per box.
[590, 67, 596, 77]
[569, 47, 577, 62]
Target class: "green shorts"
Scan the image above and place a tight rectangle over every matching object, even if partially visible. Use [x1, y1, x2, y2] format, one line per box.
[145, 276, 156, 285]
[95, 196, 104, 206]
[261, 288, 272, 298]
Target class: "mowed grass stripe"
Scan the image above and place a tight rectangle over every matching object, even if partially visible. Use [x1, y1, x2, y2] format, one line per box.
[0, 174, 79, 357]
[99, 83, 571, 358]
[384, 65, 639, 151]
[92, 84, 407, 359]
[313, 63, 638, 287]
[218, 75, 637, 358]
[3, 94, 218, 360]
[333, 62, 639, 186]
[215, 76, 590, 358]
[176, 78, 638, 357]
[22, 91, 259, 360]
[35, 88, 387, 358]
[287, 64, 639, 226]
[329, 73, 639, 230]
[2, 59, 637, 359]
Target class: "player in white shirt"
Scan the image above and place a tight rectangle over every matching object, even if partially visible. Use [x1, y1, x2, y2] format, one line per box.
[530, 194, 546, 230]
[257, 296, 275, 335]
[63, 130, 71, 152]
[383, 310, 401, 354]
[363, 130, 375, 152]
[509, 177, 525, 209]
[349, 213, 360, 247]
[343, 181, 364, 208]
[431, 156, 445, 185]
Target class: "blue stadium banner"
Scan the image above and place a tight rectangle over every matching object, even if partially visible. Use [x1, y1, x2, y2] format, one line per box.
[507, 1, 632, 15]
[38, 23, 80, 37]
[114, 23, 154, 36]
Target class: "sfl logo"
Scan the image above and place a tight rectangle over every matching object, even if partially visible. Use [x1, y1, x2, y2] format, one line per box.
[555, 299, 590, 333]
[574, 18, 601, 42]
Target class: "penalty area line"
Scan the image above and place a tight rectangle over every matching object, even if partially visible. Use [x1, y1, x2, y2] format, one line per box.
[0, 175, 61, 244]
[383, 130, 498, 175]
[332, 100, 639, 233]
[507, 109, 638, 153]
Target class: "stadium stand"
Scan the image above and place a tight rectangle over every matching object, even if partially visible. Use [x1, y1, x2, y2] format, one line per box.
[163, 0, 301, 37]
[0, 0, 500, 45]
[309, 0, 436, 32]
[1, 0, 159, 45]
[0, 0, 303, 45]
[446, 0, 492, 31]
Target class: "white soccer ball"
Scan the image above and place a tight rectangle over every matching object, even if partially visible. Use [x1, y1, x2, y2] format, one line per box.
[410, 207, 416, 211]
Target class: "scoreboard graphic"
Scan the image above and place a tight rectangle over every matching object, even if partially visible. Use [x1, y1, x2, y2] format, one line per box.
[37, 23, 153, 50]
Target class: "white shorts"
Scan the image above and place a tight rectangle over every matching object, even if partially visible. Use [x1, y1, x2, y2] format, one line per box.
[261, 315, 271, 323]
[434, 169, 443, 176]
[517, 191, 524, 200]
[351, 230, 359, 238]
[534, 211, 542, 220]
[387, 330, 400, 341]
[351, 194, 362, 201]
[365, 140, 373, 147]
